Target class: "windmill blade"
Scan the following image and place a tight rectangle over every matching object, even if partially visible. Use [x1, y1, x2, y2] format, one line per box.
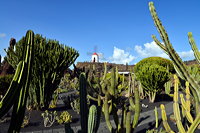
[87, 52, 93, 56]
[94, 45, 98, 53]
[98, 52, 107, 61]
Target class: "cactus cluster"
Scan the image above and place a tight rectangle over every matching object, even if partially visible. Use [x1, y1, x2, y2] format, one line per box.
[56, 111, 72, 124]
[64, 73, 101, 133]
[5, 34, 79, 110]
[41, 110, 57, 127]
[83, 64, 141, 133]
[160, 75, 200, 133]
[0, 30, 34, 132]
[149, 2, 200, 114]
[149, 1, 200, 132]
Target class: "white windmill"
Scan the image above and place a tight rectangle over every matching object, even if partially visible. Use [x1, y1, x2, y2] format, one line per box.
[87, 46, 105, 63]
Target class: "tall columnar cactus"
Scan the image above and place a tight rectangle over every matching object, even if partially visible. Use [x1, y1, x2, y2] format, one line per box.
[0, 30, 34, 132]
[64, 73, 101, 133]
[79, 73, 88, 133]
[109, 68, 117, 96]
[131, 73, 140, 129]
[149, 1, 200, 114]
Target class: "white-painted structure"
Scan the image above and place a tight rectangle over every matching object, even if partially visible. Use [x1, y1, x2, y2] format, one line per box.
[91, 52, 99, 62]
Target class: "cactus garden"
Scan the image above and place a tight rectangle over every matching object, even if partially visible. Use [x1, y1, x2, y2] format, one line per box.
[0, 1, 200, 133]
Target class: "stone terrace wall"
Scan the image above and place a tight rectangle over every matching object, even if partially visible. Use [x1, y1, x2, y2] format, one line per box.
[76, 62, 135, 72]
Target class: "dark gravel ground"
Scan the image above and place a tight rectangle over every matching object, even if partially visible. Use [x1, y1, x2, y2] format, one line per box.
[0, 94, 199, 133]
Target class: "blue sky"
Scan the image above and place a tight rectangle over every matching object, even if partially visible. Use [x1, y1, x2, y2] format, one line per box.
[0, 0, 200, 65]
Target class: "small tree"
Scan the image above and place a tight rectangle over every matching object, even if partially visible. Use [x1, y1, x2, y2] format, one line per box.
[134, 57, 174, 102]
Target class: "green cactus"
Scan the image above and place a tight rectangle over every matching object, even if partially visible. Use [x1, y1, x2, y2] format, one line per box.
[160, 104, 174, 133]
[149, 1, 200, 132]
[160, 75, 200, 133]
[126, 111, 131, 133]
[103, 94, 113, 132]
[180, 82, 194, 124]
[132, 75, 140, 128]
[149, 1, 200, 114]
[0, 30, 34, 133]
[79, 73, 88, 133]
[88, 105, 99, 133]
[154, 107, 158, 129]
[6, 33, 79, 110]
[0, 61, 24, 117]
[188, 32, 200, 64]
[85, 63, 141, 132]
[164, 80, 172, 95]
[173, 75, 186, 133]
[109, 68, 116, 96]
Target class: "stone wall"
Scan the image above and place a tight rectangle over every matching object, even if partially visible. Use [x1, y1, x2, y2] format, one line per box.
[76, 62, 135, 72]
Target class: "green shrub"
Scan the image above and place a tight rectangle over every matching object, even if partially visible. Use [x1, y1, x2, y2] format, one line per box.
[134, 57, 175, 74]
[134, 57, 174, 102]
[0, 74, 13, 96]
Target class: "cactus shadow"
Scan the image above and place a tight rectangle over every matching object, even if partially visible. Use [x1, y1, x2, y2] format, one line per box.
[135, 120, 162, 133]
[154, 94, 173, 102]
[137, 115, 150, 125]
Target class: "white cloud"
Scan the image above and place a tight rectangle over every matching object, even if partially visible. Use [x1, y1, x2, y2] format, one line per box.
[134, 41, 169, 58]
[178, 50, 194, 60]
[1, 56, 4, 63]
[134, 41, 195, 60]
[109, 47, 136, 64]
[0, 33, 6, 38]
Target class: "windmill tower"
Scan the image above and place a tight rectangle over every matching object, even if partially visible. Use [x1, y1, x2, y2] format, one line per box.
[87, 46, 101, 63]
[91, 52, 99, 62]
